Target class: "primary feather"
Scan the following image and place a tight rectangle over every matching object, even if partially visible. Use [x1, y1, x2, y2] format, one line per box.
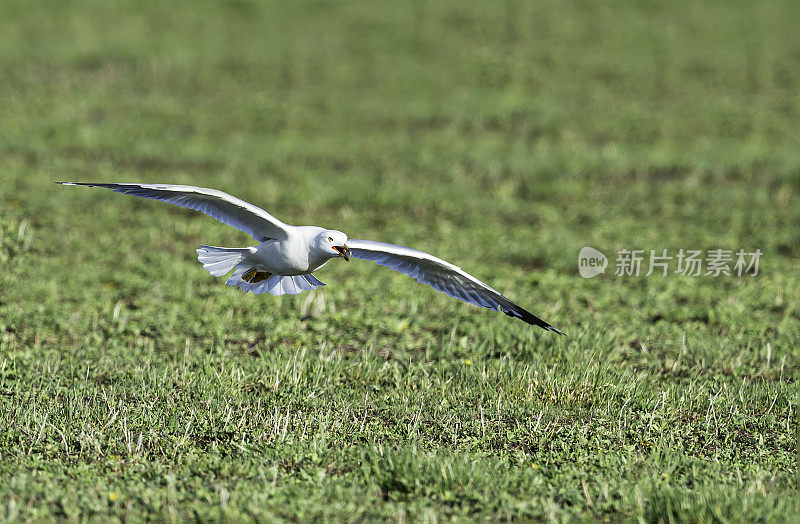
[348, 239, 564, 334]
[59, 182, 289, 241]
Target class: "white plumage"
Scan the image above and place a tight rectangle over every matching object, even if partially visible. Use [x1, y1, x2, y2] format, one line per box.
[60, 182, 563, 333]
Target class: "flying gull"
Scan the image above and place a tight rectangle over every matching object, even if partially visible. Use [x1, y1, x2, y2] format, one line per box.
[59, 183, 563, 333]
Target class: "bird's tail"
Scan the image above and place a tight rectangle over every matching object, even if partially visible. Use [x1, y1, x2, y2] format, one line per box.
[196, 245, 255, 277]
[225, 270, 325, 295]
[196, 244, 326, 295]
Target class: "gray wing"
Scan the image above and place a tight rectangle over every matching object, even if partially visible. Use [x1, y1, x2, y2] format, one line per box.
[347, 239, 564, 334]
[59, 183, 290, 241]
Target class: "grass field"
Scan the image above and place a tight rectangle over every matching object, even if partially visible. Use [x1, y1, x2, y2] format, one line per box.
[1, 0, 799, 521]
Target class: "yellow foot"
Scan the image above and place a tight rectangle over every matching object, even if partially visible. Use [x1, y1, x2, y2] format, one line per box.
[243, 268, 272, 283]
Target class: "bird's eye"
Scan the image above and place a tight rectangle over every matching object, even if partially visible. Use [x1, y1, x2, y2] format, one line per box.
[328, 236, 333, 242]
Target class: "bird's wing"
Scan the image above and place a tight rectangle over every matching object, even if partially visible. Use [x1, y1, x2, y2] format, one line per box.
[347, 239, 563, 333]
[59, 183, 290, 241]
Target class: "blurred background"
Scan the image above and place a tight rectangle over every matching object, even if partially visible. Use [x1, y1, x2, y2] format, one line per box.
[3, 0, 797, 338]
[0, 0, 798, 520]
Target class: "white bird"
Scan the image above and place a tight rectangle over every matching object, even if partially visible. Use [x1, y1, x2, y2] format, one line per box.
[59, 183, 563, 333]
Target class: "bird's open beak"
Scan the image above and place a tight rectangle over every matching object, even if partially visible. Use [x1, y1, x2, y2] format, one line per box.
[334, 244, 350, 262]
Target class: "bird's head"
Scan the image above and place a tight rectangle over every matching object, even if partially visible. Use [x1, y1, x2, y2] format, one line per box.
[315, 230, 350, 261]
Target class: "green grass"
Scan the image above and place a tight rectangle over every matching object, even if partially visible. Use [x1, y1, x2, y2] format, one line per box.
[1, 0, 799, 521]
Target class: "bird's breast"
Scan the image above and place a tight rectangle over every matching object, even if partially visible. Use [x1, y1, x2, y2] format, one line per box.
[255, 239, 318, 276]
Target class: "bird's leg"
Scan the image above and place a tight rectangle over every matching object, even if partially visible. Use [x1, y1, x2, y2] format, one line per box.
[251, 271, 272, 283]
[243, 268, 272, 283]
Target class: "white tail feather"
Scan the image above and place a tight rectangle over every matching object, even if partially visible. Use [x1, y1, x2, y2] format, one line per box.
[226, 271, 325, 295]
[196, 245, 255, 277]
[197, 244, 325, 296]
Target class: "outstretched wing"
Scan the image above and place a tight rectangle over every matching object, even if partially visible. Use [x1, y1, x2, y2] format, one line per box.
[347, 239, 563, 333]
[59, 183, 290, 241]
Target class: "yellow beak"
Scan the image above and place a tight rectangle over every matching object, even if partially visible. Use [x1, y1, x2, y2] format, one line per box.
[334, 244, 350, 262]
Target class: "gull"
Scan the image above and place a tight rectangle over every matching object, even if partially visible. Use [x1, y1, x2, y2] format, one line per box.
[59, 183, 563, 333]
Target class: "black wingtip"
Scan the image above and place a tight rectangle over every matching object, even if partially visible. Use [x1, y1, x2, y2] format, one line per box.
[499, 304, 565, 335]
[534, 318, 566, 336]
